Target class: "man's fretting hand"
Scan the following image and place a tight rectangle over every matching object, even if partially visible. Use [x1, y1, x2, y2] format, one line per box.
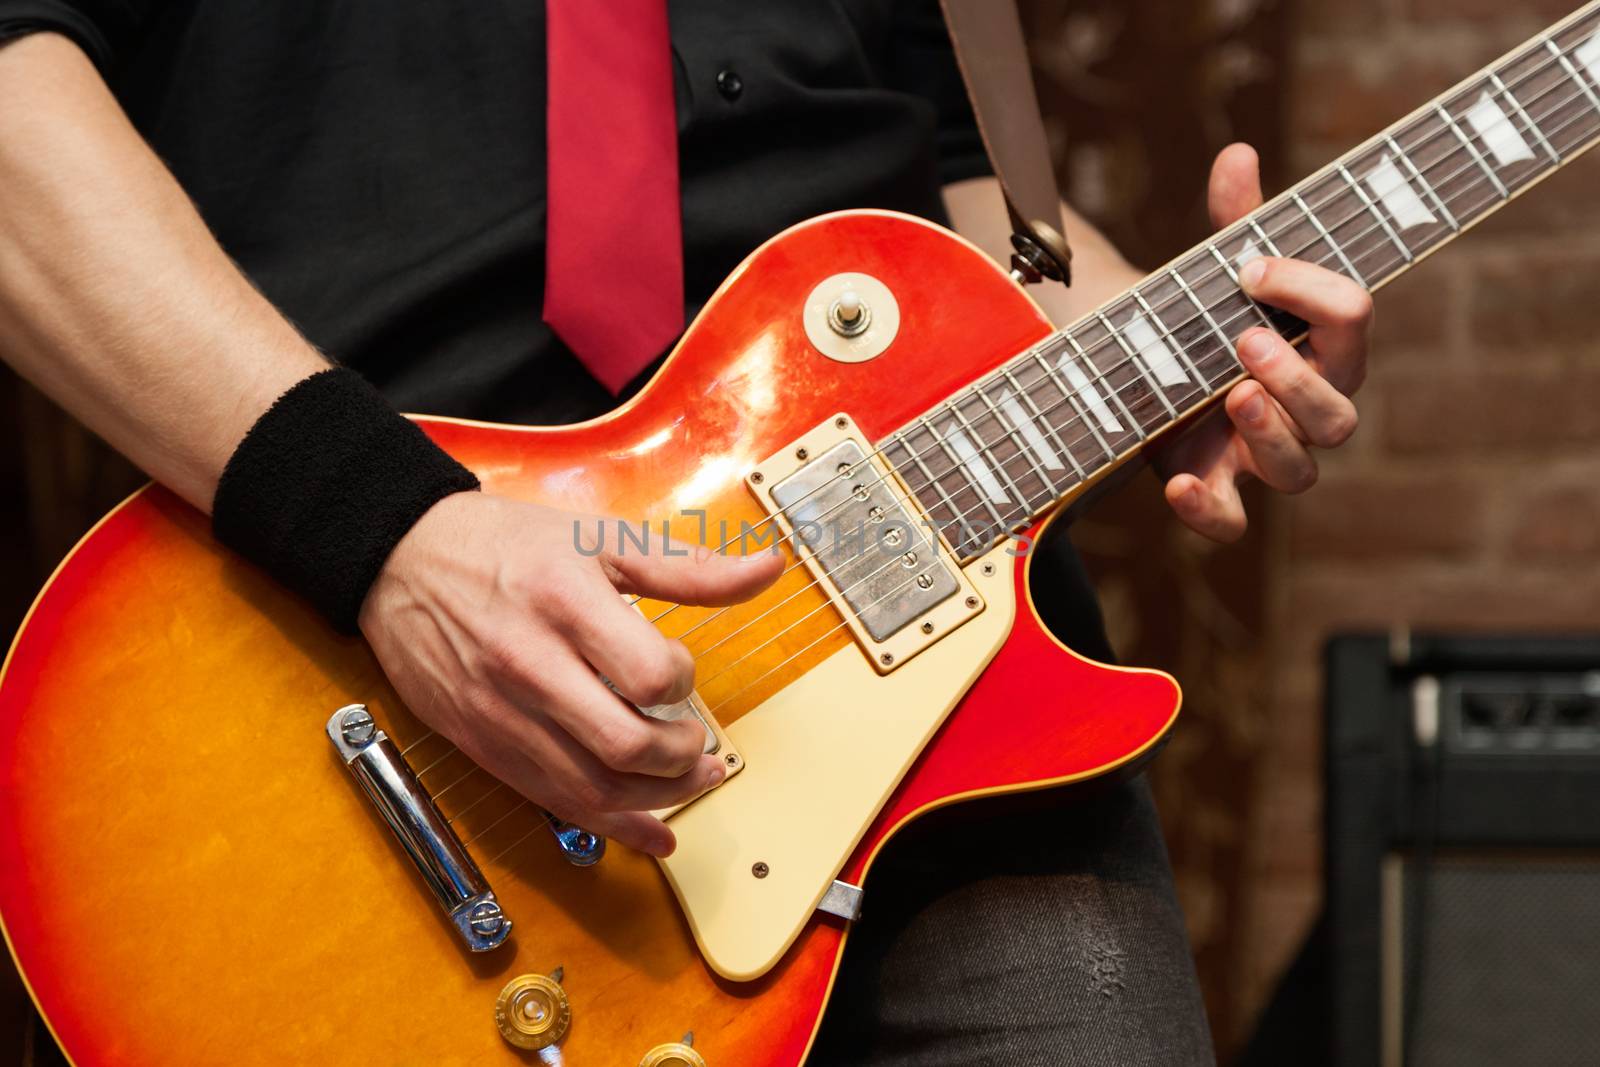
[358, 492, 784, 858]
[1157, 143, 1373, 542]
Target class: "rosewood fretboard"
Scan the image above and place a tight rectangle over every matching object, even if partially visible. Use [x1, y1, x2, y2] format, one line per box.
[880, 1, 1600, 560]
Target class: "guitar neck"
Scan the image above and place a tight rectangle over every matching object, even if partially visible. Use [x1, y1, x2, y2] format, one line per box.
[880, 0, 1600, 561]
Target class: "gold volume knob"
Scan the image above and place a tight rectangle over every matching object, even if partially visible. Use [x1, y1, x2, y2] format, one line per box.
[638, 1040, 708, 1067]
[494, 973, 570, 1050]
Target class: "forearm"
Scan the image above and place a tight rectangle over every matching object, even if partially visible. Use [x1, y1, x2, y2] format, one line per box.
[0, 33, 327, 511]
[941, 174, 1141, 327]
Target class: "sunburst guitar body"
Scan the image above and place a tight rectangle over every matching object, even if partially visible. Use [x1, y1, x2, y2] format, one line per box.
[0, 210, 1180, 1065]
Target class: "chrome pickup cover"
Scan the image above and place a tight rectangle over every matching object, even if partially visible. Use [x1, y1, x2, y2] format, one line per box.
[750, 414, 984, 673]
[770, 438, 957, 641]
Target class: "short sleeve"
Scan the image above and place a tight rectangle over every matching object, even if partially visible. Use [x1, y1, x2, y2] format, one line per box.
[882, 0, 994, 186]
[0, 0, 145, 73]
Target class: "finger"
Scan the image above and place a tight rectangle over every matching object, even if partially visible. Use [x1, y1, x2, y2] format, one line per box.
[562, 570, 697, 706]
[1165, 469, 1248, 543]
[1236, 257, 1371, 393]
[551, 807, 678, 858]
[1225, 381, 1319, 495]
[602, 523, 784, 607]
[1208, 142, 1264, 228]
[478, 701, 725, 819]
[508, 647, 708, 778]
[1236, 329, 1360, 449]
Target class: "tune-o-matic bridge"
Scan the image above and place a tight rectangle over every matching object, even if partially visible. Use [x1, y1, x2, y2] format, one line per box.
[748, 413, 984, 672]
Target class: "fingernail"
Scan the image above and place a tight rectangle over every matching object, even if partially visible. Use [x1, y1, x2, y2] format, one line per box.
[1240, 330, 1275, 364]
[1239, 392, 1265, 423]
[1182, 485, 1202, 511]
[706, 758, 727, 784]
[1239, 258, 1267, 290]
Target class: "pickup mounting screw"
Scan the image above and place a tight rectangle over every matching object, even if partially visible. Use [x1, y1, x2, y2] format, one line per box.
[835, 416, 849, 429]
[752, 861, 769, 878]
[981, 562, 996, 576]
[796, 447, 809, 460]
[921, 621, 934, 634]
[750, 471, 764, 485]
[724, 753, 740, 769]
[880, 653, 895, 666]
[339, 707, 375, 745]
[965, 596, 980, 609]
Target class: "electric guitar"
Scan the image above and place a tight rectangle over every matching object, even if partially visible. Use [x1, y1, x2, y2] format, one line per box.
[5, 6, 1599, 1064]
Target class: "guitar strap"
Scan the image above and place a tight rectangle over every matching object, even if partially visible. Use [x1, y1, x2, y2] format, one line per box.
[938, 0, 1074, 286]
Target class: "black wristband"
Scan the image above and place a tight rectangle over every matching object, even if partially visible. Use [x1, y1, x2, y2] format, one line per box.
[212, 367, 480, 633]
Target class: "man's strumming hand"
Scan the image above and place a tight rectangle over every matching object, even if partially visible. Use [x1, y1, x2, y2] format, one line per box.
[358, 492, 783, 858]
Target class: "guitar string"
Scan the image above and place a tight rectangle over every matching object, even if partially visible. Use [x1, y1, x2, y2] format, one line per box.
[412, 68, 1600, 828]
[626, 27, 1599, 627]
[620, 36, 1600, 651]
[413, 75, 1600, 839]
[407, 42, 1600, 844]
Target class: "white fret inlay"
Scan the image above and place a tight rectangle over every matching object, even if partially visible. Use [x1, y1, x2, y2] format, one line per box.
[1057, 355, 1124, 433]
[1363, 154, 1437, 229]
[1124, 313, 1189, 388]
[1578, 33, 1600, 85]
[1237, 237, 1264, 267]
[997, 387, 1064, 471]
[1465, 91, 1535, 166]
[941, 421, 1010, 506]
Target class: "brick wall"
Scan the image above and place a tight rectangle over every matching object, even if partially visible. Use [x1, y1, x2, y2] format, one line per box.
[1236, 0, 1600, 1036]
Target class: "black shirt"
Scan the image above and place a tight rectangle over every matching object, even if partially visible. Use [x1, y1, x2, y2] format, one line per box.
[0, 0, 1113, 656]
[1, 0, 992, 424]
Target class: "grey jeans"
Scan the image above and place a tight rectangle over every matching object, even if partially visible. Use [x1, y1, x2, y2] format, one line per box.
[808, 775, 1216, 1067]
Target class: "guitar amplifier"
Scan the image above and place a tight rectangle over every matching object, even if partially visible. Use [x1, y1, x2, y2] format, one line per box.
[1325, 633, 1600, 1067]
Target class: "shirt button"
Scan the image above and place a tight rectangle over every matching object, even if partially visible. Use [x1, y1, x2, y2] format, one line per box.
[716, 69, 743, 101]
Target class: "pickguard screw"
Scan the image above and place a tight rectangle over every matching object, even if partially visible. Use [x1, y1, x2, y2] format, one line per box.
[880, 653, 895, 666]
[796, 447, 809, 460]
[965, 596, 980, 609]
[981, 562, 996, 577]
[724, 753, 740, 769]
[339, 707, 375, 745]
[752, 862, 769, 878]
[835, 416, 849, 429]
[750, 471, 764, 484]
[921, 621, 934, 634]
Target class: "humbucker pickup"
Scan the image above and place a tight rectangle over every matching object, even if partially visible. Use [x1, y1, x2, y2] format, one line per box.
[748, 413, 984, 672]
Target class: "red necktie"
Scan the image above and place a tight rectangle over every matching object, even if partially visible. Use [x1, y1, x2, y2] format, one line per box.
[544, 0, 685, 396]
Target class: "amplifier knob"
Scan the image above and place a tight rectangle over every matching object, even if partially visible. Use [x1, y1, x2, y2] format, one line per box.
[638, 1031, 708, 1067]
[494, 972, 570, 1050]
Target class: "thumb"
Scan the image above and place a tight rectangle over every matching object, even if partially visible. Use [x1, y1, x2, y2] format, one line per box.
[602, 523, 784, 606]
[1209, 142, 1265, 228]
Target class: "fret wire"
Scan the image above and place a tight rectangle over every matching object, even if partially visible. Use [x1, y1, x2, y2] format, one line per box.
[704, 47, 1600, 617]
[973, 380, 1063, 500]
[1291, 191, 1367, 286]
[919, 413, 1008, 535]
[1337, 162, 1412, 262]
[1246, 217, 1283, 255]
[1130, 288, 1209, 388]
[1168, 267, 1236, 355]
[944, 398, 1029, 518]
[893, 429, 969, 548]
[1001, 365, 1085, 482]
[1385, 132, 1460, 230]
[874, 31, 1600, 525]
[1434, 102, 1509, 198]
[1203, 242, 1277, 329]
[1071, 326, 1151, 432]
[1033, 349, 1115, 461]
[1545, 36, 1600, 114]
[1489, 70, 1562, 162]
[1092, 310, 1173, 422]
